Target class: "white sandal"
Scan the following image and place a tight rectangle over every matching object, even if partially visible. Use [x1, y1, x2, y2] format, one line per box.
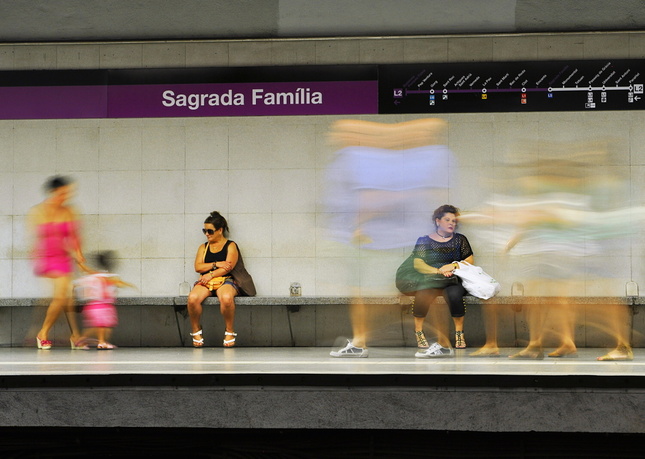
[190, 329, 204, 347]
[223, 331, 237, 347]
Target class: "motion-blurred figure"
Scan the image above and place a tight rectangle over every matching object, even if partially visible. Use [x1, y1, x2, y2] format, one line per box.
[325, 118, 457, 357]
[465, 140, 640, 360]
[76, 251, 136, 350]
[28, 175, 86, 350]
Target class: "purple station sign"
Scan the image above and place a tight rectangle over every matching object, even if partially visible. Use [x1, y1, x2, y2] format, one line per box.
[108, 81, 377, 118]
[0, 66, 379, 120]
[0, 85, 108, 120]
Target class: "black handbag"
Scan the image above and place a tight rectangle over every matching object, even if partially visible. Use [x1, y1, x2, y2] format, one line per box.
[395, 254, 458, 295]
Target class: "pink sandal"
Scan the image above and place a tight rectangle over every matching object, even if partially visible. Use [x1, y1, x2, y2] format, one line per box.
[36, 336, 52, 350]
[70, 338, 90, 350]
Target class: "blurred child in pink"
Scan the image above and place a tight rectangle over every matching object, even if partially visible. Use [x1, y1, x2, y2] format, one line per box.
[76, 251, 135, 349]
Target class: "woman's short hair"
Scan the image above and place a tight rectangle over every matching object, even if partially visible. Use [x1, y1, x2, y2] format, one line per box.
[432, 204, 460, 226]
[204, 211, 229, 235]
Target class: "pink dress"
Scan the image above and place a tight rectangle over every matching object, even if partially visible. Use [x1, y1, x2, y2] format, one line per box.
[76, 273, 118, 328]
[33, 220, 79, 276]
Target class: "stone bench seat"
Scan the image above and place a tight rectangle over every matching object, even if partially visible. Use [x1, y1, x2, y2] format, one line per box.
[0, 295, 640, 308]
[0, 296, 642, 348]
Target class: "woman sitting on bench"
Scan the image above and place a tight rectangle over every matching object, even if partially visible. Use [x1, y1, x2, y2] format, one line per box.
[186, 211, 255, 348]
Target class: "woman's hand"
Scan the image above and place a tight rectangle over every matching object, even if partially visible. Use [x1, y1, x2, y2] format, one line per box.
[213, 261, 233, 272]
[197, 273, 215, 287]
[77, 261, 93, 274]
[73, 250, 86, 266]
[438, 264, 456, 277]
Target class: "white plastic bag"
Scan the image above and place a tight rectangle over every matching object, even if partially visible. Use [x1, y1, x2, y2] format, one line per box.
[452, 261, 500, 300]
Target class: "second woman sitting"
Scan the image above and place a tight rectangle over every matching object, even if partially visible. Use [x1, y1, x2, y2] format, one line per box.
[411, 204, 474, 358]
[187, 211, 255, 348]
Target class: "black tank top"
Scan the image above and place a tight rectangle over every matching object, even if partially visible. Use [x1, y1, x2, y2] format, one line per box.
[201, 240, 232, 274]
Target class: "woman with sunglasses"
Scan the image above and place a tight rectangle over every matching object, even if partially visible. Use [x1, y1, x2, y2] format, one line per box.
[187, 211, 255, 347]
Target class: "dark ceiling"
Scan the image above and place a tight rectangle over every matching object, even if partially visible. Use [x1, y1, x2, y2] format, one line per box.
[0, 0, 643, 43]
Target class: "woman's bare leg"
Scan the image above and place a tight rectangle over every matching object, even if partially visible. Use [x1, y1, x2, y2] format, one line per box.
[509, 302, 546, 358]
[470, 302, 500, 356]
[217, 284, 238, 347]
[187, 285, 211, 346]
[548, 299, 577, 356]
[597, 303, 633, 360]
[37, 276, 73, 341]
[348, 299, 370, 348]
[452, 315, 465, 347]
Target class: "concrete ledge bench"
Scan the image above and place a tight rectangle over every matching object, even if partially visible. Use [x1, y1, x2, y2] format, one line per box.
[0, 296, 642, 348]
[1, 295, 639, 308]
[0, 296, 408, 348]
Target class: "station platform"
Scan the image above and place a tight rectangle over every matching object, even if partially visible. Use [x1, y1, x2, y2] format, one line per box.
[0, 346, 643, 457]
[0, 346, 643, 431]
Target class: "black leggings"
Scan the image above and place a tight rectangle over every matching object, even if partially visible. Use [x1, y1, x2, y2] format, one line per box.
[412, 283, 467, 318]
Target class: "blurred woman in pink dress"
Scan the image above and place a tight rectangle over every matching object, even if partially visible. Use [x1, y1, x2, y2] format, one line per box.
[28, 176, 86, 349]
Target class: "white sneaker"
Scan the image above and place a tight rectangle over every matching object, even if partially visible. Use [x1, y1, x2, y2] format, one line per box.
[330, 340, 369, 358]
[415, 342, 454, 358]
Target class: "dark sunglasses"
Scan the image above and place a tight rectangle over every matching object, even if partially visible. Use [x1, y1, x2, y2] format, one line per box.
[202, 228, 216, 235]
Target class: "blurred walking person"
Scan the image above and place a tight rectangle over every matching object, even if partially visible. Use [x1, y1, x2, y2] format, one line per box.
[28, 175, 86, 349]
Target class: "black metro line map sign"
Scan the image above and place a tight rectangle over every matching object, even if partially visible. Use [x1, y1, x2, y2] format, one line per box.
[378, 60, 645, 114]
